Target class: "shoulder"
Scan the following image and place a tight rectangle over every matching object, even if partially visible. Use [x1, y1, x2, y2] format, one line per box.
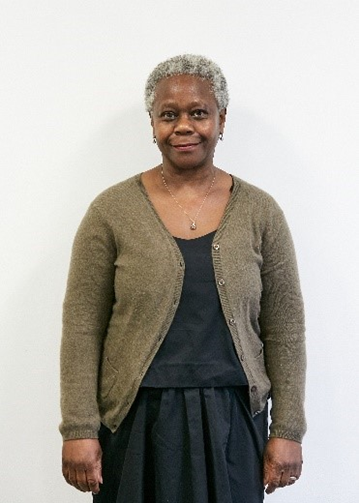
[83, 174, 149, 224]
[226, 176, 292, 241]
[90, 174, 141, 210]
[231, 175, 284, 216]
[76, 174, 145, 230]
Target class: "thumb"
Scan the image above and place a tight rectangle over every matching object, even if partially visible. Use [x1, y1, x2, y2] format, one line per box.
[87, 460, 103, 494]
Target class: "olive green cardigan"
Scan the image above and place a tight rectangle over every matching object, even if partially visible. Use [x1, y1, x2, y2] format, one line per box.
[60, 175, 306, 442]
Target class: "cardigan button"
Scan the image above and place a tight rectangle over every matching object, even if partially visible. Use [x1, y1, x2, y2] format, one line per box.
[251, 385, 257, 393]
[228, 318, 236, 326]
[218, 278, 225, 286]
[213, 243, 220, 250]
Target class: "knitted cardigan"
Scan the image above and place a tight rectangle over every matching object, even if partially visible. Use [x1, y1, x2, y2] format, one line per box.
[60, 174, 306, 442]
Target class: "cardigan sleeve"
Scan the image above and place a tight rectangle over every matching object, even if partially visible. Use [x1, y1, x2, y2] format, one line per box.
[259, 202, 306, 443]
[60, 203, 117, 440]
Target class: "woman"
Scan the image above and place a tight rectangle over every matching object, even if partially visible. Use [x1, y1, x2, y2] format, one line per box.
[60, 54, 306, 502]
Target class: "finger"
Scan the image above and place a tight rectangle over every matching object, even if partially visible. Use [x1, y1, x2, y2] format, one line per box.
[263, 461, 272, 487]
[85, 453, 102, 494]
[67, 467, 82, 491]
[298, 459, 303, 478]
[287, 475, 297, 486]
[265, 478, 280, 494]
[86, 469, 102, 494]
[264, 470, 281, 494]
[263, 463, 280, 493]
[279, 469, 291, 487]
[75, 468, 91, 492]
[64, 468, 86, 492]
[263, 459, 285, 492]
[282, 460, 303, 487]
[62, 460, 79, 489]
[62, 465, 70, 484]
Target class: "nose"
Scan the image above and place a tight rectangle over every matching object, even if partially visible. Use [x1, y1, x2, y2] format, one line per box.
[174, 113, 194, 134]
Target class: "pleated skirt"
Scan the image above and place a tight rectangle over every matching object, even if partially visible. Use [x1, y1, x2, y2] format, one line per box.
[93, 387, 268, 503]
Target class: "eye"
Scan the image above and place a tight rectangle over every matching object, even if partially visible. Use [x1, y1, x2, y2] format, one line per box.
[191, 109, 208, 119]
[161, 111, 177, 120]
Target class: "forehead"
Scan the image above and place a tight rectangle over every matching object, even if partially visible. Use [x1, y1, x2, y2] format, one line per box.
[153, 74, 217, 108]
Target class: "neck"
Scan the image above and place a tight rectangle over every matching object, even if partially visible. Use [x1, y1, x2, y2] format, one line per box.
[160, 163, 216, 188]
[160, 163, 217, 231]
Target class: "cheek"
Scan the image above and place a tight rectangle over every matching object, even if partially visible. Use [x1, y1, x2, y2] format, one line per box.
[153, 122, 170, 139]
[201, 121, 220, 137]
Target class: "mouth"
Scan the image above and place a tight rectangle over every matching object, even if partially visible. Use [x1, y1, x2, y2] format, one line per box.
[171, 142, 200, 151]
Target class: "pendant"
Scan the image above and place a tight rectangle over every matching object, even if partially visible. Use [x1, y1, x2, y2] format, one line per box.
[190, 222, 197, 230]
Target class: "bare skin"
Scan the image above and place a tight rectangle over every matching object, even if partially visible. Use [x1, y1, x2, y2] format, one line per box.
[141, 165, 233, 239]
[264, 438, 303, 494]
[62, 74, 303, 495]
[62, 439, 102, 494]
[145, 74, 229, 239]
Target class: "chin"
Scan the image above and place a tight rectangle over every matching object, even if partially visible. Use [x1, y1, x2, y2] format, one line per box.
[164, 155, 213, 171]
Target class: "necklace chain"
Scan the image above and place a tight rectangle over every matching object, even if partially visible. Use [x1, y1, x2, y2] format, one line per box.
[160, 165, 216, 230]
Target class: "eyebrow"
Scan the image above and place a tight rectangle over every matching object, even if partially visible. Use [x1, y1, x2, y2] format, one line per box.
[158, 100, 209, 109]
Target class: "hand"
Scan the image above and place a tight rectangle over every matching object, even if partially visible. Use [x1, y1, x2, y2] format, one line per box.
[263, 437, 303, 494]
[62, 438, 103, 494]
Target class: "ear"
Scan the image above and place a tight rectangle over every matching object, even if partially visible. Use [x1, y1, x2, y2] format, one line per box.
[219, 108, 227, 132]
[149, 112, 156, 138]
[150, 113, 157, 139]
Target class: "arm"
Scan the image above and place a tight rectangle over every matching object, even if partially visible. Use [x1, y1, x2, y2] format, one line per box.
[259, 204, 306, 492]
[60, 203, 117, 491]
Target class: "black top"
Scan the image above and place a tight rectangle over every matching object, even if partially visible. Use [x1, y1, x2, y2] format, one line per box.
[142, 231, 247, 387]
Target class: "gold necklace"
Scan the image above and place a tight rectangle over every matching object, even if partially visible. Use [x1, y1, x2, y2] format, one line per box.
[160, 165, 216, 230]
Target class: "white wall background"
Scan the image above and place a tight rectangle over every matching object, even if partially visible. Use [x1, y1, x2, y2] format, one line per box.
[1, 1, 358, 501]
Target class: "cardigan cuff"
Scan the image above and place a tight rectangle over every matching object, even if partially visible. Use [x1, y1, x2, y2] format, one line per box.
[60, 425, 99, 441]
[268, 428, 305, 444]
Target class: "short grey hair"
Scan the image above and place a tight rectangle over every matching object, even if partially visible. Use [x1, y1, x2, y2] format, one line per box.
[144, 54, 229, 113]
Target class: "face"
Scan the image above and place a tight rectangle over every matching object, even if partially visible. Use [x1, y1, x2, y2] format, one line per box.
[151, 74, 226, 172]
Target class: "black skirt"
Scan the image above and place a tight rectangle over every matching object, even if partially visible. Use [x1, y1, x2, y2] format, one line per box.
[93, 386, 267, 503]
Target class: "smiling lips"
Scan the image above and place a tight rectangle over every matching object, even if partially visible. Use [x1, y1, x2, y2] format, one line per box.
[171, 142, 200, 151]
